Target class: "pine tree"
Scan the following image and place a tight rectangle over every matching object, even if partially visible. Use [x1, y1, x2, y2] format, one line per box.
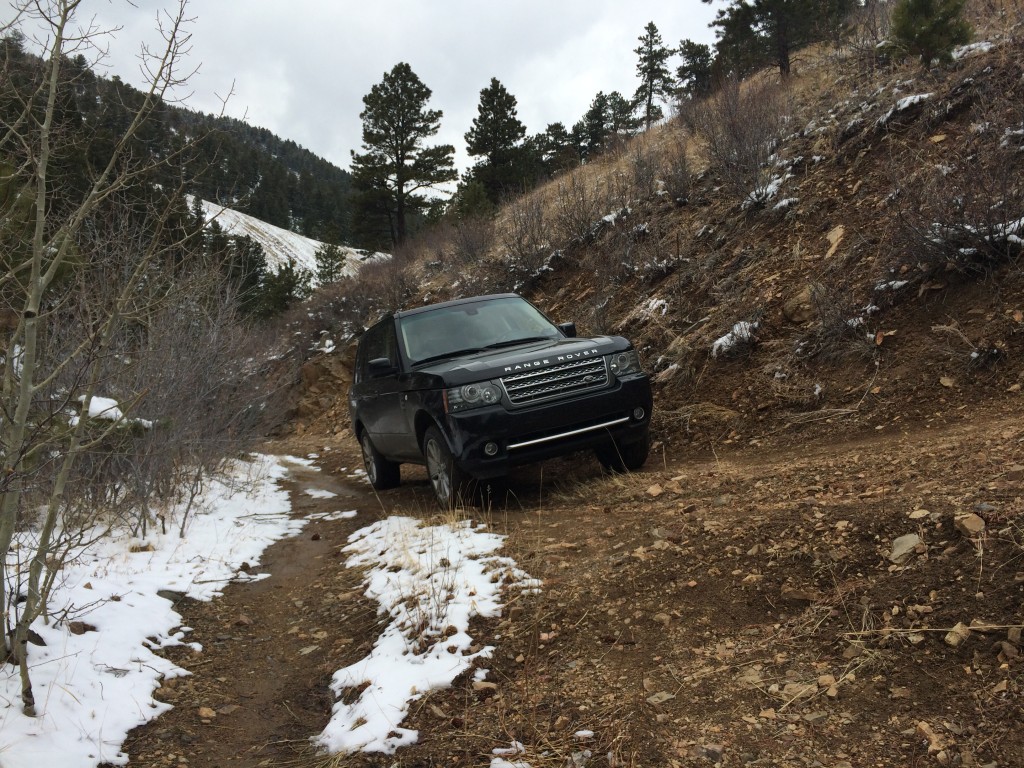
[890, 0, 971, 68]
[676, 40, 715, 99]
[314, 243, 347, 284]
[633, 22, 676, 130]
[464, 78, 529, 204]
[350, 62, 456, 245]
[703, 0, 855, 78]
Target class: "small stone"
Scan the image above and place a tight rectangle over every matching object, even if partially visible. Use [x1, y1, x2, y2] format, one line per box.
[781, 682, 816, 699]
[842, 642, 866, 659]
[647, 484, 664, 497]
[197, 707, 216, 720]
[944, 622, 972, 648]
[955, 514, 986, 538]
[233, 614, 252, 627]
[653, 612, 671, 626]
[889, 533, 922, 564]
[472, 681, 498, 692]
[646, 691, 675, 705]
[916, 721, 948, 754]
[701, 744, 725, 763]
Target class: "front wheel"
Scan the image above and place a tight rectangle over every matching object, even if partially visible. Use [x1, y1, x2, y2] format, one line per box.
[360, 431, 400, 490]
[595, 431, 650, 474]
[423, 426, 473, 509]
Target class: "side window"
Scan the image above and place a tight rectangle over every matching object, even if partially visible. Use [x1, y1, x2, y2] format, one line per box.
[359, 319, 399, 376]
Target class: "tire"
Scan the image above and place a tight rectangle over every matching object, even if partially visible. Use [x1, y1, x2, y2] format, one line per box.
[595, 430, 650, 474]
[423, 426, 473, 509]
[359, 431, 400, 490]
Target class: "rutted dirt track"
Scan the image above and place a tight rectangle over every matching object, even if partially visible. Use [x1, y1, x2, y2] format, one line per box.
[115, 409, 1023, 768]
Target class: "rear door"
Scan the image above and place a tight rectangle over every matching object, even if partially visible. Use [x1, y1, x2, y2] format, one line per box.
[353, 319, 409, 458]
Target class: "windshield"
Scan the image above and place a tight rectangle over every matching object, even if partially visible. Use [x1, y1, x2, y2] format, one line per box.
[399, 296, 561, 365]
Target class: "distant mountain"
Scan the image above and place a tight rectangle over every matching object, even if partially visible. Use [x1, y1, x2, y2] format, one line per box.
[172, 110, 356, 245]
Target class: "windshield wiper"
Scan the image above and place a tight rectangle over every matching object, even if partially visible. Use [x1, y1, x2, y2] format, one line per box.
[483, 336, 553, 350]
[412, 347, 487, 366]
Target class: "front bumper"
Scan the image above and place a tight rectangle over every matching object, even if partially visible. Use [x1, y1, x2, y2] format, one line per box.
[445, 375, 653, 479]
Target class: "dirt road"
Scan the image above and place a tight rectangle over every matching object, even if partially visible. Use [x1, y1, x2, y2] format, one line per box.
[115, 412, 1024, 767]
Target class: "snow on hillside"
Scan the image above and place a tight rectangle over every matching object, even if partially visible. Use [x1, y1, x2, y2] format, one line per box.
[196, 199, 387, 279]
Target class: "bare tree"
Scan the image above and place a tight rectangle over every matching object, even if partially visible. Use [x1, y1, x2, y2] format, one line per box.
[0, 0, 221, 716]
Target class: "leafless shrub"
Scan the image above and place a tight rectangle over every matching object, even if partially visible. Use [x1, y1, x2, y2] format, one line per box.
[659, 134, 693, 203]
[795, 283, 879, 363]
[684, 76, 792, 205]
[627, 142, 659, 201]
[500, 193, 550, 277]
[451, 215, 496, 266]
[355, 254, 415, 310]
[892, 97, 1024, 276]
[847, 0, 895, 69]
[553, 175, 602, 244]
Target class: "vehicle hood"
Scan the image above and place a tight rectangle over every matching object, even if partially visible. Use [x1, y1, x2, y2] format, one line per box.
[415, 336, 630, 385]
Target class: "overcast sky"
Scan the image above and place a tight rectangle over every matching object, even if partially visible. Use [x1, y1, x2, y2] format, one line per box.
[9, 1, 720, 174]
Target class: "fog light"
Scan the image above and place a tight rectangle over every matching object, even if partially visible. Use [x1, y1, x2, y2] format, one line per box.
[632, 407, 646, 421]
[484, 442, 499, 457]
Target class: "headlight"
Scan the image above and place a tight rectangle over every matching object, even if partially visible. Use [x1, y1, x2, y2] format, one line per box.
[445, 381, 502, 412]
[608, 350, 642, 377]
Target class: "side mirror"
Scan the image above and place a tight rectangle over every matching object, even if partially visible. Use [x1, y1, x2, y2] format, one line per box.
[557, 322, 577, 338]
[368, 357, 399, 378]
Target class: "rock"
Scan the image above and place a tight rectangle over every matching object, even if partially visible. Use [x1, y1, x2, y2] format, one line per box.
[197, 707, 216, 720]
[652, 612, 672, 627]
[472, 681, 498, 692]
[781, 682, 816, 699]
[68, 621, 97, 635]
[826, 225, 845, 258]
[954, 514, 986, 538]
[889, 533, 922, 564]
[944, 622, 972, 648]
[646, 691, 675, 705]
[842, 642, 865, 659]
[233, 614, 252, 627]
[700, 744, 725, 763]
[783, 285, 816, 324]
[915, 721, 948, 755]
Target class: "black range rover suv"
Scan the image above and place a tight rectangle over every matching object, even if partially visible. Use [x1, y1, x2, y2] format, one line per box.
[349, 293, 653, 507]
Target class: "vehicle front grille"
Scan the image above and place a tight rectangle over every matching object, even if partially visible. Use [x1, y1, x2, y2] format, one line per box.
[500, 357, 609, 406]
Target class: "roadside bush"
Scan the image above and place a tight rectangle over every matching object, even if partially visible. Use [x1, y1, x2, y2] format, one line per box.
[500, 192, 550, 278]
[659, 134, 693, 204]
[683, 76, 792, 205]
[892, 95, 1024, 275]
[553, 175, 602, 245]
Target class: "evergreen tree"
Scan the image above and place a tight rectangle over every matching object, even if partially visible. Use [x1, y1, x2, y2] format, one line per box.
[314, 243, 347, 284]
[633, 22, 676, 130]
[350, 62, 456, 246]
[890, 0, 971, 68]
[606, 91, 642, 136]
[541, 122, 581, 173]
[576, 92, 611, 159]
[259, 258, 312, 317]
[676, 40, 715, 99]
[464, 78, 529, 204]
[703, 0, 854, 78]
